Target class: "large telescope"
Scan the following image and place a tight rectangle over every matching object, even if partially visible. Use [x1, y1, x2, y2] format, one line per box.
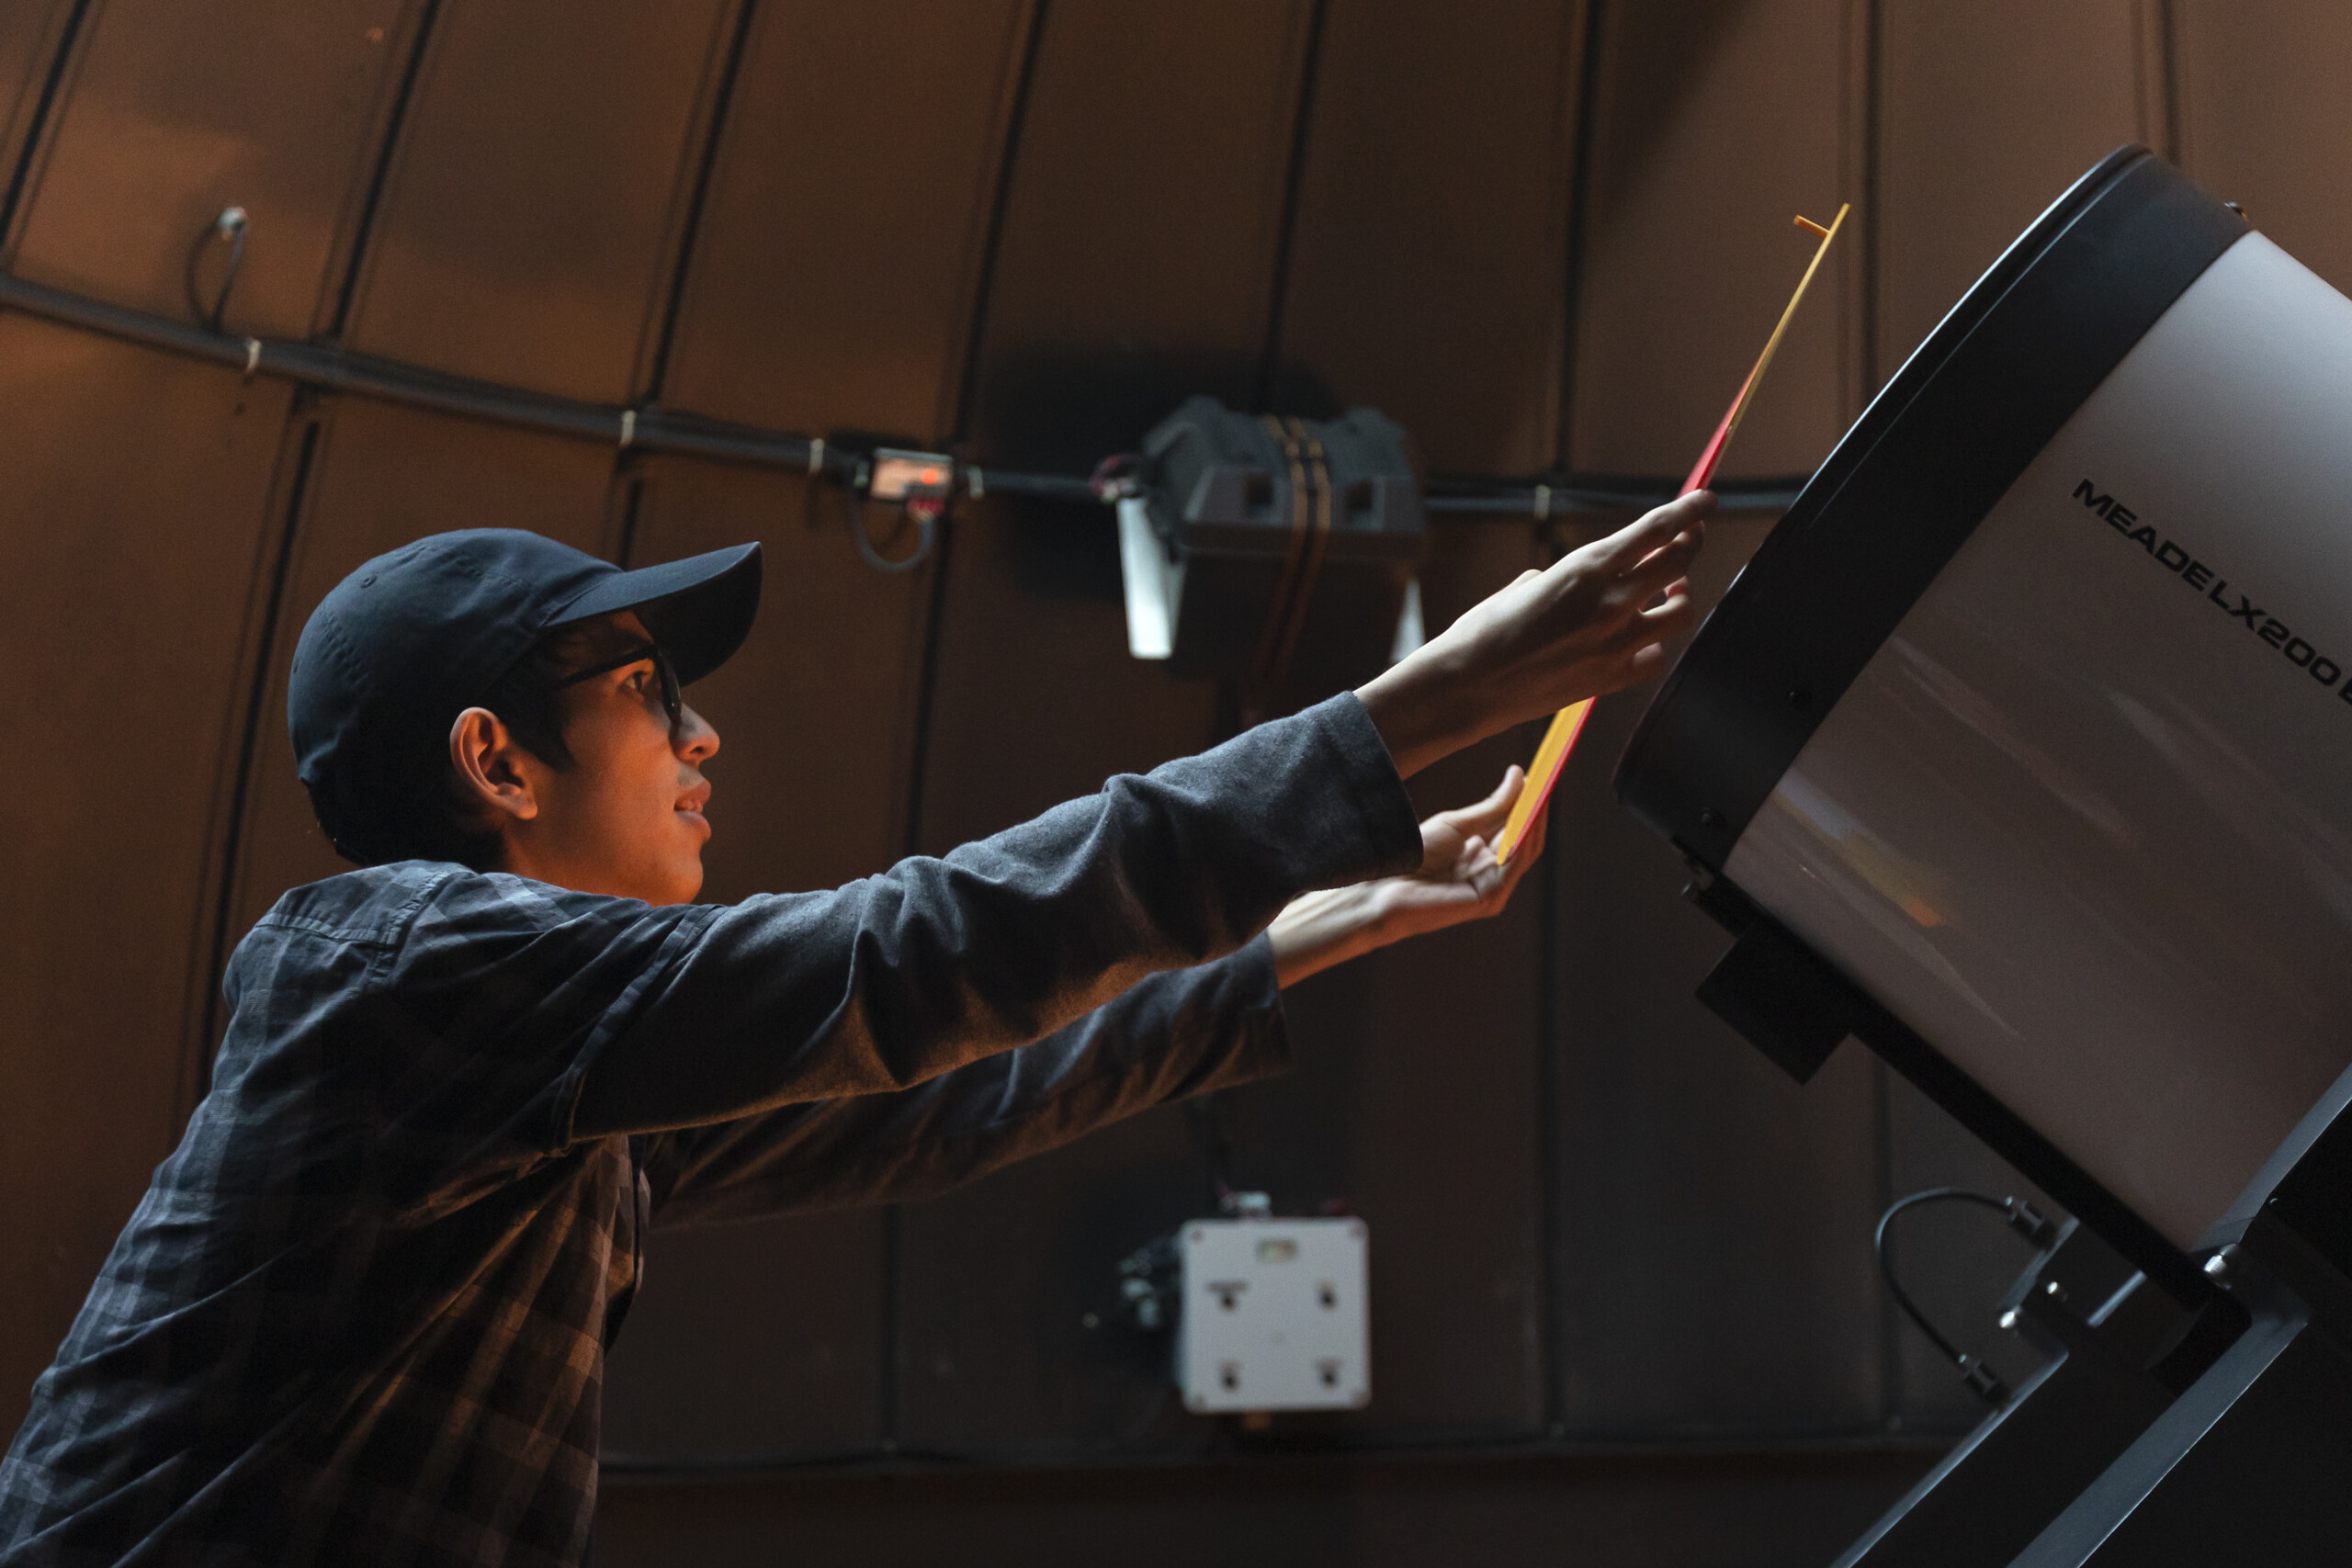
[1619, 147, 2352, 1564]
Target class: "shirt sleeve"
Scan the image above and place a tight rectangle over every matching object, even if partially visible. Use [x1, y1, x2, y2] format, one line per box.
[565, 692, 1418, 1142]
[638, 937, 1288, 1224]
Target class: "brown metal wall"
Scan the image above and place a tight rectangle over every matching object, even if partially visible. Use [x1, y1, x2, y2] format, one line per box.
[2173, 0, 2352, 291]
[9, 0, 409, 336]
[342, 0, 734, 400]
[0, 317, 299, 1443]
[961, 0, 1317, 473]
[657, 0, 1034, 443]
[0, 4, 81, 217]
[4, 0, 2349, 1557]
[1569, 0, 1861, 479]
[1872, 1, 2165, 387]
[1272, 0, 1588, 473]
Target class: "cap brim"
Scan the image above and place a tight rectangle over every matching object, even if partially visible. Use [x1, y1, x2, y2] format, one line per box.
[552, 542, 763, 685]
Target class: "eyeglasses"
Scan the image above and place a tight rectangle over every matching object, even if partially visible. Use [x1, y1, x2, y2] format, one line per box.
[559, 642, 683, 734]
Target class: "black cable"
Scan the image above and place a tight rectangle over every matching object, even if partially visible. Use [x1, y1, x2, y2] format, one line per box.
[183, 207, 246, 333]
[842, 479, 937, 573]
[1420, 474, 1810, 515]
[1876, 1190, 2005, 1365]
[1874, 1187, 2056, 1406]
[5, 263, 1812, 522]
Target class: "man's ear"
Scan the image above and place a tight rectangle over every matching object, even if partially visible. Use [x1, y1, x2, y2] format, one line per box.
[449, 707, 539, 824]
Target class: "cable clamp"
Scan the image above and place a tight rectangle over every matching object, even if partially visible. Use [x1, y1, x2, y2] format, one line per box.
[1533, 482, 1551, 521]
[1089, 453, 1144, 502]
[618, 409, 637, 449]
[242, 336, 262, 379]
[966, 465, 985, 500]
[808, 436, 826, 475]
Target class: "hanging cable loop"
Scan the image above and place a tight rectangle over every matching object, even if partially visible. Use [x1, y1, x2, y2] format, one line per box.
[184, 206, 248, 333]
[842, 468, 938, 573]
[848, 501, 937, 573]
[1875, 1187, 2057, 1407]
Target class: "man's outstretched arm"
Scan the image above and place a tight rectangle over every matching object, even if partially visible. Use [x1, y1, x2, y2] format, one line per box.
[639, 940, 1288, 1224]
[570, 691, 1423, 1142]
[568, 495, 1704, 1144]
[639, 769, 1547, 1223]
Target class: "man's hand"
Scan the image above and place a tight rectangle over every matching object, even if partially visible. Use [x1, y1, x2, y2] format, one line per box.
[1268, 765, 1549, 987]
[1353, 491, 1711, 778]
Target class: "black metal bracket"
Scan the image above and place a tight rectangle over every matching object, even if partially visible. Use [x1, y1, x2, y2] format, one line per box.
[1692, 916, 1863, 1084]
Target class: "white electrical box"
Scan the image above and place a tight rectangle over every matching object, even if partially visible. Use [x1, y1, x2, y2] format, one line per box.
[1176, 1216, 1368, 1413]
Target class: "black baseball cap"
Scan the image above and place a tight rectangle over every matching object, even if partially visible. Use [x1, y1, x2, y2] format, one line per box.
[288, 527, 761, 863]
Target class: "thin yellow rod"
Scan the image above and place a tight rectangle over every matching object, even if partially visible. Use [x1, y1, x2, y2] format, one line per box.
[1491, 206, 1850, 867]
[1720, 202, 1849, 447]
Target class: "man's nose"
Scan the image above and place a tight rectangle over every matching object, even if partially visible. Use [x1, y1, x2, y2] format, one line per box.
[674, 704, 719, 762]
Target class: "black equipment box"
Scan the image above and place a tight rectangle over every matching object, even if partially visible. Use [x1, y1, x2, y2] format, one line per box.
[1138, 396, 1424, 693]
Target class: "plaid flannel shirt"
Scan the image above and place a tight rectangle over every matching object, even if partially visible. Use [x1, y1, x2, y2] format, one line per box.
[0, 694, 1419, 1567]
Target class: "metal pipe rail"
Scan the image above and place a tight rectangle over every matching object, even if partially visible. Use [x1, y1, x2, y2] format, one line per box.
[0, 269, 1803, 517]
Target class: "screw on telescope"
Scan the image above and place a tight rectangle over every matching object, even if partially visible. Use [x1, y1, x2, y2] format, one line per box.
[1786, 687, 1813, 711]
[1957, 1356, 2009, 1404]
[1698, 807, 1724, 829]
[2001, 1197, 2057, 1247]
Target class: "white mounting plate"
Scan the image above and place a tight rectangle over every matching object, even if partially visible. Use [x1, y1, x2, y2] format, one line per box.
[1177, 1216, 1369, 1413]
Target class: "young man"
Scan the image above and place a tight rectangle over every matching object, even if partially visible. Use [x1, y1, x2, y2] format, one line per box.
[0, 492, 1708, 1565]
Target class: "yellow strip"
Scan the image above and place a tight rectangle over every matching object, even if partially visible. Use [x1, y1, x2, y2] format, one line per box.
[1491, 207, 1846, 869]
[1492, 698, 1592, 865]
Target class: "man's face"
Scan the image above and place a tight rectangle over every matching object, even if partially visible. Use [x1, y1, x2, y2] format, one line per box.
[491, 612, 721, 905]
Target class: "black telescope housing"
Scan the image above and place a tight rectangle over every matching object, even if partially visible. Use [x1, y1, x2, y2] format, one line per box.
[1618, 148, 2352, 1565]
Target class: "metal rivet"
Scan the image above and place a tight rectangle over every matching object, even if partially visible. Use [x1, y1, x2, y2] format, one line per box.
[1698, 807, 1724, 829]
[1787, 687, 1813, 711]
